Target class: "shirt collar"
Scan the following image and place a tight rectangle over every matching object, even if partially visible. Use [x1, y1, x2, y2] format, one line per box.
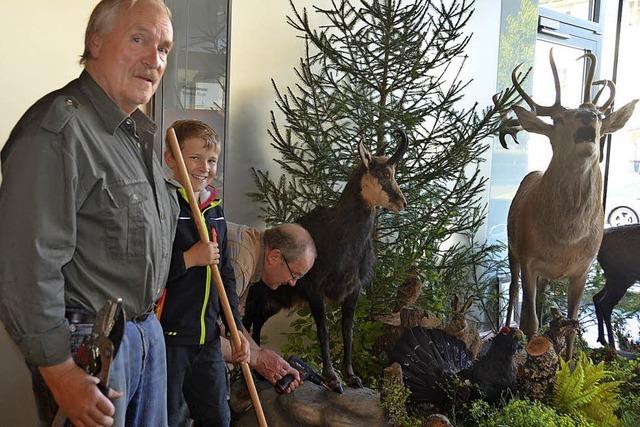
[252, 233, 265, 284]
[78, 70, 157, 136]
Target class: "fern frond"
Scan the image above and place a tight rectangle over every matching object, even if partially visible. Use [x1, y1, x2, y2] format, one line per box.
[553, 352, 621, 427]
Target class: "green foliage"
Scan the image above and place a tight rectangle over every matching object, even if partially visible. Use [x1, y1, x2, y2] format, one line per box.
[605, 356, 640, 427]
[468, 399, 594, 427]
[464, 399, 495, 426]
[380, 377, 422, 427]
[251, 0, 521, 384]
[553, 352, 622, 427]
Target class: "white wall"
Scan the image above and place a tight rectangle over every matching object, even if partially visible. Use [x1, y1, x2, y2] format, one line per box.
[0, 3, 88, 149]
[225, 0, 329, 226]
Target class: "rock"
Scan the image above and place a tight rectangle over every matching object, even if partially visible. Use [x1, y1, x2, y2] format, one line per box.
[232, 380, 388, 427]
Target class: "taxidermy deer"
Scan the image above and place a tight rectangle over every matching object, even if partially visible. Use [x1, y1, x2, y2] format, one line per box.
[594, 224, 640, 349]
[243, 131, 408, 392]
[503, 50, 638, 360]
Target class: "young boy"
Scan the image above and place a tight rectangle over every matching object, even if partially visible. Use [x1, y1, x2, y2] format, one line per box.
[161, 119, 249, 427]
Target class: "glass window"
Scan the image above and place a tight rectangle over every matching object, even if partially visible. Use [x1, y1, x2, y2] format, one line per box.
[602, 1, 640, 227]
[157, 0, 230, 190]
[539, 0, 594, 21]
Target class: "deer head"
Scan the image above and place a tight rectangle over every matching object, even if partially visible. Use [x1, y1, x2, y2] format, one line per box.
[509, 50, 637, 162]
[358, 130, 408, 212]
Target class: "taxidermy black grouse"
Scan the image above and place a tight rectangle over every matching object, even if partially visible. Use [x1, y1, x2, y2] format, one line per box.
[390, 326, 524, 406]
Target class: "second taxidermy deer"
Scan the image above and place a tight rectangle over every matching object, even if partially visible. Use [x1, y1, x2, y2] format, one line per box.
[503, 50, 637, 359]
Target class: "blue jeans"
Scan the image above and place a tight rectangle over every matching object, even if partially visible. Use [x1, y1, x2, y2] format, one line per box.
[30, 314, 168, 427]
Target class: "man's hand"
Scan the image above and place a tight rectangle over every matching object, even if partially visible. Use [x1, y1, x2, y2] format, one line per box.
[253, 349, 302, 393]
[40, 357, 122, 427]
[230, 332, 251, 364]
[184, 240, 220, 269]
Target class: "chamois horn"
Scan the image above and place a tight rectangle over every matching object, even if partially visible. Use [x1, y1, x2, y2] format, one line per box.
[387, 130, 408, 165]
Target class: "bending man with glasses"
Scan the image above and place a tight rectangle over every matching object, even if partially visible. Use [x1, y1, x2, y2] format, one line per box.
[222, 222, 317, 393]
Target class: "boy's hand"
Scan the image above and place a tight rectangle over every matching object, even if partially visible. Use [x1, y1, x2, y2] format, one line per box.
[184, 240, 220, 269]
[230, 332, 251, 365]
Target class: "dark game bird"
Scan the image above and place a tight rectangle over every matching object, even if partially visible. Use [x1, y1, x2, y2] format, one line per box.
[390, 326, 524, 406]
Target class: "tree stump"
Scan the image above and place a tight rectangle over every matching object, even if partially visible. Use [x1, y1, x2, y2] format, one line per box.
[400, 307, 426, 327]
[374, 308, 441, 357]
[383, 362, 404, 386]
[517, 335, 558, 402]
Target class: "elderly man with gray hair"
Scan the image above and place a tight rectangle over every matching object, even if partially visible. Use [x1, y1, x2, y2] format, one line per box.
[221, 222, 317, 394]
[0, 0, 176, 425]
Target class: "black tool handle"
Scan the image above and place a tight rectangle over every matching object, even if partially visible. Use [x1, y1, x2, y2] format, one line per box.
[275, 373, 296, 394]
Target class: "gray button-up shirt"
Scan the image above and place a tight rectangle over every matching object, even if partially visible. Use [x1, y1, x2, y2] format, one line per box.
[0, 71, 179, 366]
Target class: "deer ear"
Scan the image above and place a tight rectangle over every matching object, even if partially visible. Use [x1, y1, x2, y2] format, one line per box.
[601, 99, 638, 135]
[512, 105, 552, 136]
[358, 143, 372, 168]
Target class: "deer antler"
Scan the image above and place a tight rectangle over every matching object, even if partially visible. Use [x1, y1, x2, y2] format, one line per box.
[579, 52, 597, 105]
[592, 79, 616, 113]
[577, 52, 616, 113]
[492, 92, 523, 148]
[512, 49, 564, 117]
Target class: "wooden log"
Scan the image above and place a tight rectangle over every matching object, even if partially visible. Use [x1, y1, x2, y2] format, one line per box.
[380, 363, 404, 414]
[400, 307, 426, 327]
[517, 335, 558, 402]
[383, 362, 404, 386]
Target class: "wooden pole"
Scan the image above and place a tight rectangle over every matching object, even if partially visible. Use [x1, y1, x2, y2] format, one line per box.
[166, 128, 268, 427]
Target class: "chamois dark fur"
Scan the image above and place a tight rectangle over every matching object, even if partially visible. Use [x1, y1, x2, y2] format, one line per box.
[243, 131, 408, 392]
[594, 223, 640, 349]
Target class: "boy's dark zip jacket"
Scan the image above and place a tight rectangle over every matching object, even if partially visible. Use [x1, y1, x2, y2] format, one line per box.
[160, 187, 243, 346]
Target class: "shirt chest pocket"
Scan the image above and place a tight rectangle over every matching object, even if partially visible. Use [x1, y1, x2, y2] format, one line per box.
[103, 181, 153, 259]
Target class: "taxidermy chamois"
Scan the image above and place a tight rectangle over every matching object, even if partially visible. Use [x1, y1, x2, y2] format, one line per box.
[503, 50, 638, 360]
[594, 224, 640, 349]
[243, 131, 408, 392]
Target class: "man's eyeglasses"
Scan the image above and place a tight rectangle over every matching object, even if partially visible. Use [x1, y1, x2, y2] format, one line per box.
[281, 253, 303, 281]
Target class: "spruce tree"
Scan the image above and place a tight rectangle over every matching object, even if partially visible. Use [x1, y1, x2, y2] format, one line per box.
[250, 0, 520, 381]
